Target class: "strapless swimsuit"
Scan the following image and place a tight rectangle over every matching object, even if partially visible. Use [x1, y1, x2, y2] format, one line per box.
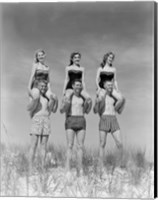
[32, 69, 49, 88]
[66, 70, 83, 89]
[99, 71, 114, 88]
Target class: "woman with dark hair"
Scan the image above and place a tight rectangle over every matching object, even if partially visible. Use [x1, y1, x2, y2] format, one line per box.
[28, 49, 58, 113]
[95, 52, 125, 114]
[62, 52, 92, 114]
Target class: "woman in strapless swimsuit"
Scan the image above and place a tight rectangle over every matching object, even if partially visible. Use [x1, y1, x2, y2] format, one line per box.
[62, 52, 92, 113]
[28, 49, 58, 113]
[96, 52, 125, 114]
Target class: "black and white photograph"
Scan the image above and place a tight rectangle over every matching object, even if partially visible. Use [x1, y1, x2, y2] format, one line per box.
[1, 1, 156, 198]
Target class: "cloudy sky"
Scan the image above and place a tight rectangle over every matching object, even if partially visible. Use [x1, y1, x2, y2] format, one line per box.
[1, 2, 154, 160]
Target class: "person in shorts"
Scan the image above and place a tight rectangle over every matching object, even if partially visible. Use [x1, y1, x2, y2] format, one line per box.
[60, 79, 91, 176]
[93, 80, 123, 170]
[27, 80, 57, 170]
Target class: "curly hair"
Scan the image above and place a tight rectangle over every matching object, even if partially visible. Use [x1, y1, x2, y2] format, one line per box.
[100, 52, 115, 68]
[69, 52, 81, 66]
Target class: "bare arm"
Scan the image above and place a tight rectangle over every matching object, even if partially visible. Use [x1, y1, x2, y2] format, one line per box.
[27, 98, 39, 112]
[63, 67, 69, 95]
[47, 82, 51, 91]
[48, 95, 58, 113]
[81, 68, 86, 90]
[93, 98, 100, 114]
[113, 70, 119, 91]
[60, 97, 71, 114]
[60, 99, 67, 114]
[47, 73, 51, 91]
[96, 68, 101, 90]
[28, 64, 37, 94]
[46, 66, 51, 90]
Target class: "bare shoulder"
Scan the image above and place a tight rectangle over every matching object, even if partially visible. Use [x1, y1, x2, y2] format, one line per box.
[66, 66, 71, 70]
[33, 63, 39, 69]
[45, 64, 49, 70]
[111, 66, 116, 72]
[98, 67, 102, 71]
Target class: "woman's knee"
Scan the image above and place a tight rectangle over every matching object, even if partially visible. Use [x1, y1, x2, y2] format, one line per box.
[77, 143, 84, 151]
[46, 90, 58, 101]
[45, 90, 52, 99]
[68, 142, 73, 150]
[31, 88, 40, 99]
[65, 89, 73, 97]
[98, 89, 106, 98]
[81, 90, 91, 99]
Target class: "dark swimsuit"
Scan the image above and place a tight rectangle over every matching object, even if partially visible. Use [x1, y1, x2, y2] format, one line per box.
[99, 71, 114, 89]
[31, 69, 49, 88]
[66, 70, 83, 89]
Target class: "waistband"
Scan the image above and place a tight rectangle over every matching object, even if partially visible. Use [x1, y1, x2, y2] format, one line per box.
[101, 114, 116, 118]
[67, 115, 84, 118]
[33, 115, 50, 119]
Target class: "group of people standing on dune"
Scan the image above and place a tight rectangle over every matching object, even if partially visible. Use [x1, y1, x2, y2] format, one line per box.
[27, 49, 125, 176]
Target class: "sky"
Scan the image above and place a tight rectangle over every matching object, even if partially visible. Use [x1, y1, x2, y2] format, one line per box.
[1, 2, 154, 160]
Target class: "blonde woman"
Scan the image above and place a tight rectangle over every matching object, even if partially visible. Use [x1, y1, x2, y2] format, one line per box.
[28, 49, 58, 113]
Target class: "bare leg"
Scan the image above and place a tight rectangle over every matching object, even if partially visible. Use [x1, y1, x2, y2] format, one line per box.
[52, 95, 58, 113]
[98, 89, 106, 102]
[66, 129, 75, 172]
[60, 98, 71, 114]
[40, 135, 49, 169]
[62, 89, 74, 114]
[64, 89, 74, 101]
[29, 88, 40, 99]
[27, 88, 40, 116]
[116, 98, 126, 114]
[76, 130, 86, 175]
[80, 90, 92, 114]
[93, 98, 100, 114]
[48, 94, 58, 113]
[111, 130, 123, 165]
[111, 90, 125, 114]
[83, 98, 92, 114]
[29, 135, 39, 171]
[99, 131, 107, 170]
[111, 130, 123, 150]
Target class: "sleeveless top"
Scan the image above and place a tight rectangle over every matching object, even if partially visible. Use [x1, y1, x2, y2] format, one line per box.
[99, 71, 114, 89]
[32, 69, 49, 88]
[66, 69, 83, 89]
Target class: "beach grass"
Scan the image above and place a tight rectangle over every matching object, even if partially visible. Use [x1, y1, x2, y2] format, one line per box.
[0, 142, 154, 198]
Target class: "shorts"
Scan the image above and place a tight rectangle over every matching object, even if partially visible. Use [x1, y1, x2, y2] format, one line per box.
[30, 115, 51, 136]
[65, 115, 86, 131]
[99, 115, 120, 133]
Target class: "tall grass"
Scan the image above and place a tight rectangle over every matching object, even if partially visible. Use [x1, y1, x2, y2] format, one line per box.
[0, 142, 154, 198]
